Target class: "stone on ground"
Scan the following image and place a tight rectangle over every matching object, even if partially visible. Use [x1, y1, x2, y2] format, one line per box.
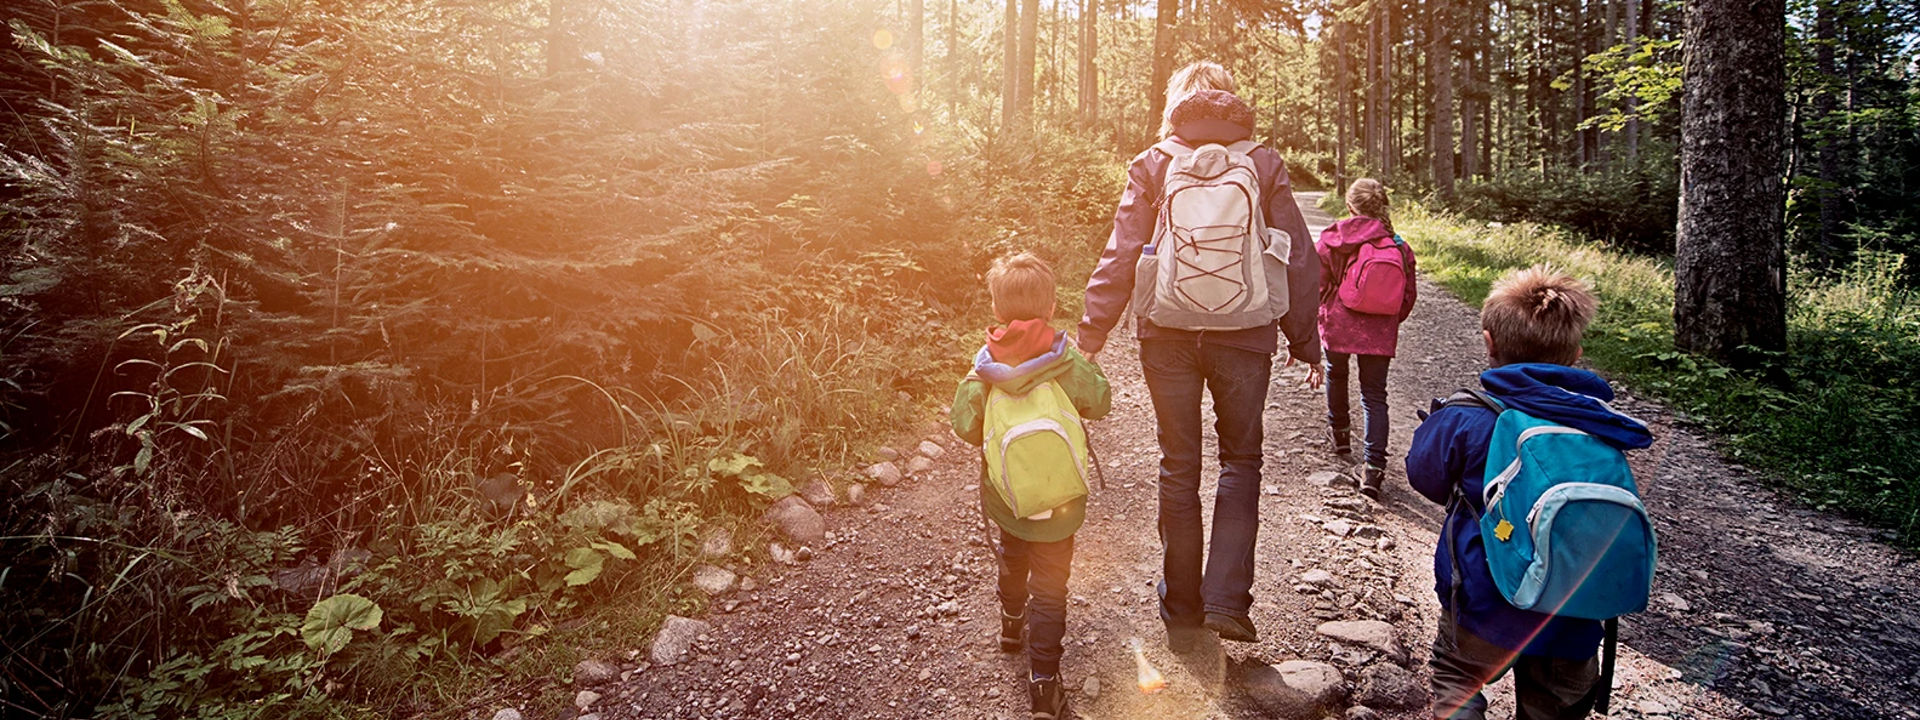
[918, 440, 946, 459]
[572, 658, 620, 685]
[1082, 676, 1100, 699]
[1357, 664, 1425, 710]
[1346, 706, 1383, 720]
[906, 455, 935, 475]
[650, 615, 712, 665]
[800, 478, 836, 508]
[1241, 660, 1346, 717]
[877, 446, 900, 461]
[489, 710, 522, 720]
[846, 483, 868, 505]
[762, 495, 826, 545]
[1301, 568, 1336, 587]
[698, 528, 733, 559]
[1316, 620, 1409, 664]
[692, 564, 737, 595]
[573, 689, 600, 710]
[867, 461, 903, 487]
[1308, 471, 1350, 488]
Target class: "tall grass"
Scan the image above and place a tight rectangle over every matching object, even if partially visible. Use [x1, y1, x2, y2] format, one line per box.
[1399, 206, 1920, 547]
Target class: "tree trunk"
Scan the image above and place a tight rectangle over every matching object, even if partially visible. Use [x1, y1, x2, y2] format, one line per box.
[545, 0, 576, 77]
[1624, 0, 1640, 161]
[1147, 0, 1177, 144]
[910, 0, 924, 85]
[1380, 4, 1394, 179]
[1430, 0, 1456, 200]
[1336, 16, 1350, 191]
[1079, 0, 1098, 128]
[1002, 0, 1018, 130]
[1016, 0, 1039, 125]
[1674, 0, 1787, 363]
[1813, 0, 1846, 261]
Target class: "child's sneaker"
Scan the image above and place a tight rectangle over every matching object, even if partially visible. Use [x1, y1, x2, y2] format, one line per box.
[1360, 464, 1385, 500]
[1327, 425, 1352, 456]
[1029, 674, 1068, 719]
[999, 610, 1027, 653]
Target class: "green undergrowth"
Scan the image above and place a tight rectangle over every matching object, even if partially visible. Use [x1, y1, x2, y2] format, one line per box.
[1394, 205, 1920, 548]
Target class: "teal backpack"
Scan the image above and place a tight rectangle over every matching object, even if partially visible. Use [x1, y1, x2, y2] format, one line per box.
[1452, 389, 1658, 620]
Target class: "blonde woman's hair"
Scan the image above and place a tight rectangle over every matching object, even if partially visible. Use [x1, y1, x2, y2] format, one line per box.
[1345, 178, 1393, 233]
[987, 252, 1057, 322]
[1481, 265, 1598, 366]
[1159, 61, 1237, 139]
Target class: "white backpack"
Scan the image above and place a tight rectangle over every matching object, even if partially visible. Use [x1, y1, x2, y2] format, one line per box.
[1132, 140, 1291, 331]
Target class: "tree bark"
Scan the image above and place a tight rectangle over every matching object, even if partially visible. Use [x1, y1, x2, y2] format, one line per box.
[1002, 0, 1018, 130]
[1624, 0, 1640, 161]
[1674, 0, 1787, 363]
[1079, 0, 1098, 127]
[1430, 0, 1456, 200]
[1336, 15, 1350, 191]
[1147, 0, 1177, 144]
[909, 0, 924, 98]
[1813, 0, 1846, 261]
[1016, 0, 1039, 125]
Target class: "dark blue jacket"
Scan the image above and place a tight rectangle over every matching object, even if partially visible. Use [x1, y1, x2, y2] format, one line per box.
[1405, 363, 1653, 658]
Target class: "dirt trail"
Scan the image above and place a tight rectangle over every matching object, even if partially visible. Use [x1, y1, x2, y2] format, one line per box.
[584, 193, 1920, 720]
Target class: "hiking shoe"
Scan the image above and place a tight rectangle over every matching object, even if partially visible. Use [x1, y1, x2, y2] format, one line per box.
[1327, 425, 1353, 456]
[1203, 611, 1259, 643]
[999, 610, 1027, 653]
[1360, 465, 1385, 500]
[1029, 674, 1068, 719]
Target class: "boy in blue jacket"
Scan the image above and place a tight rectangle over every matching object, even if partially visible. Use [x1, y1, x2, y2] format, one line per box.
[1405, 265, 1652, 720]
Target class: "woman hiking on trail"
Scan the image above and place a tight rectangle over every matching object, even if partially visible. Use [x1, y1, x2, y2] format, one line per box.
[1075, 61, 1322, 647]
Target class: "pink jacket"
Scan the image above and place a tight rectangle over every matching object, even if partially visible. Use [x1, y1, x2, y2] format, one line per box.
[1316, 216, 1417, 357]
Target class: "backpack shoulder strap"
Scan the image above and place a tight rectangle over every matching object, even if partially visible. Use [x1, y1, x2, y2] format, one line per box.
[1224, 139, 1261, 155]
[1418, 388, 1504, 420]
[1152, 139, 1194, 159]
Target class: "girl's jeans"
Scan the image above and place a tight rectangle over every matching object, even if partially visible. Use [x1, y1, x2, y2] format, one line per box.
[1325, 350, 1392, 468]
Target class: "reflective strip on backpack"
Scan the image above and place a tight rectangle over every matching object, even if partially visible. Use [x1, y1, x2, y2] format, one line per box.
[1483, 425, 1590, 508]
[1510, 482, 1652, 610]
[993, 417, 1087, 518]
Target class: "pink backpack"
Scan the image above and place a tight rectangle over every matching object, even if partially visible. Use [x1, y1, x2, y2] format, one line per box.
[1337, 235, 1409, 315]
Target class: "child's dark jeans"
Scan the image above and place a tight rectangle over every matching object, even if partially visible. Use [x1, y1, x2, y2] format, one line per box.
[993, 528, 1073, 677]
[1325, 350, 1392, 468]
[1430, 611, 1599, 720]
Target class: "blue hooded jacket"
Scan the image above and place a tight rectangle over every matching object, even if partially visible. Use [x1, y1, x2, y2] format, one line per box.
[1405, 363, 1653, 658]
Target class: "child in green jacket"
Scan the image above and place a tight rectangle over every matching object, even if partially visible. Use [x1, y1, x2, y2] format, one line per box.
[951, 252, 1110, 720]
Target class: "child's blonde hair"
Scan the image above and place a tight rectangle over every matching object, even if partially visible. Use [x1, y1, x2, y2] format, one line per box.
[1159, 61, 1237, 139]
[1345, 178, 1393, 233]
[1482, 265, 1597, 366]
[987, 252, 1056, 322]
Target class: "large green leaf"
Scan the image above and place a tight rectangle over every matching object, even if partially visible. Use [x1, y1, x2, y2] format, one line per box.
[301, 594, 383, 654]
[563, 547, 604, 587]
[707, 452, 762, 479]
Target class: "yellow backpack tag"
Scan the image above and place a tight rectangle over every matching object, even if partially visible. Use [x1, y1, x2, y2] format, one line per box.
[1494, 519, 1515, 542]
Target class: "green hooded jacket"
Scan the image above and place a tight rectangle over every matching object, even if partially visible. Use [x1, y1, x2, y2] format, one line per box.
[950, 332, 1111, 542]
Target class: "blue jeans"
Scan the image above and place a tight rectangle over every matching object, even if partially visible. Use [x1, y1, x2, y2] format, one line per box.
[1325, 350, 1392, 468]
[1138, 338, 1271, 623]
[994, 529, 1073, 677]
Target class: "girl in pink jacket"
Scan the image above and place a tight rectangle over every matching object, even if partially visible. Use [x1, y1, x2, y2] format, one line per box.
[1317, 179, 1418, 499]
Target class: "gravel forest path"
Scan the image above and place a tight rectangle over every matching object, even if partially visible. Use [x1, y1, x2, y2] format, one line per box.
[582, 193, 1920, 720]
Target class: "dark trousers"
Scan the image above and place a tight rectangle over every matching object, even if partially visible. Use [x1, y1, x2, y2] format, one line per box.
[1430, 612, 1599, 720]
[1325, 350, 1393, 468]
[994, 528, 1073, 677]
[1138, 338, 1271, 623]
